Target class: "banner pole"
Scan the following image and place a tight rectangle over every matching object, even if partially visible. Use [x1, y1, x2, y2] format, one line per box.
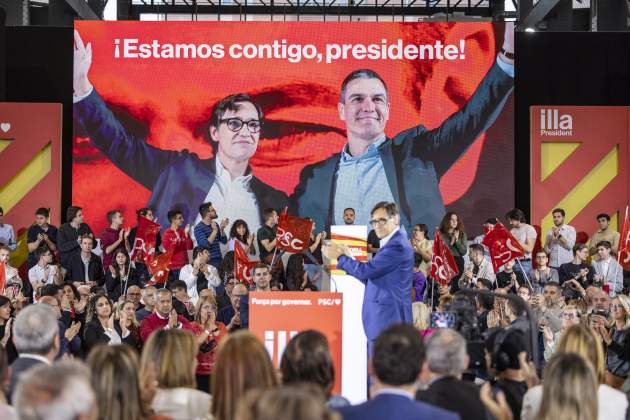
[516, 258, 534, 291]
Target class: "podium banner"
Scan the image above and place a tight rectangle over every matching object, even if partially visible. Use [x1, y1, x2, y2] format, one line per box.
[330, 225, 368, 275]
[249, 291, 343, 394]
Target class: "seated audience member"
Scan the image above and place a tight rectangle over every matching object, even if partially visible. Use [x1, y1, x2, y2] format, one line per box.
[192, 294, 227, 393]
[412, 254, 426, 302]
[531, 283, 564, 336]
[126, 284, 143, 309]
[217, 282, 248, 332]
[100, 209, 131, 271]
[117, 299, 142, 352]
[495, 259, 525, 292]
[460, 244, 496, 289]
[163, 209, 193, 287]
[0, 348, 16, 420]
[476, 278, 494, 291]
[66, 235, 105, 287]
[136, 286, 157, 322]
[83, 295, 126, 353]
[541, 304, 581, 361]
[593, 294, 630, 389]
[337, 324, 458, 420]
[0, 296, 17, 363]
[0, 207, 16, 251]
[26, 207, 58, 270]
[592, 241, 623, 296]
[179, 246, 221, 305]
[57, 205, 94, 269]
[27, 248, 62, 300]
[236, 384, 341, 420]
[212, 330, 278, 420]
[8, 304, 59, 401]
[281, 330, 350, 409]
[38, 296, 81, 359]
[484, 329, 529, 420]
[528, 251, 559, 293]
[543, 208, 576, 268]
[14, 360, 96, 420]
[105, 249, 140, 302]
[522, 324, 627, 420]
[87, 344, 163, 420]
[228, 219, 256, 256]
[589, 213, 620, 256]
[558, 244, 594, 300]
[252, 263, 272, 292]
[0, 246, 23, 292]
[286, 254, 318, 291]
[141, 329, 211, 420]
[517, 286, 532, 304]
[416, 329, 486, 420]
[588, 288, 611, 315]
[170, 280, 195, 320]
[139, 289, 194, 342]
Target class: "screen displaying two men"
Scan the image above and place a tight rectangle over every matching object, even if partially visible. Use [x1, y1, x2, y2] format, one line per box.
[72, 22, 514, 236]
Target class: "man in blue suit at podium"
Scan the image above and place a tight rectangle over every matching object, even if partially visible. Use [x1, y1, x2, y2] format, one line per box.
[324, 201, 414, 356]
[336, 324, 459, 420]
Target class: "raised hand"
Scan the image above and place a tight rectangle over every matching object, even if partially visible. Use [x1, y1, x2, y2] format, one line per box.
[73, 30, 93, 96]
[220, 218, 229, 230]
[124, 228, 130, 240]
[184, 224, 191, 236]
[168, 309, 178, 328]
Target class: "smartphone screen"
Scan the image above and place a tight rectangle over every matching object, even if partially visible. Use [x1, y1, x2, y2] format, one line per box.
[430, 311, 457, 329]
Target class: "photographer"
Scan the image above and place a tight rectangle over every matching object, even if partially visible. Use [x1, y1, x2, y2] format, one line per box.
[559, 244, 594, 300]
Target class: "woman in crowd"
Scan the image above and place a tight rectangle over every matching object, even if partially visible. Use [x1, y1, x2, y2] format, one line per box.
[280, 330, 349, 409]
[228, 219, 256, 258]
[410, 223, 433, 276]
[192, 294, 227, 394]
[285, 254, 317, 291]
[141, 328, 211, 420]
[542, 304, 581, 361]
[304, 219, 325, 290]
[236, 384, 340, 420]
[412, 301, 432, 335]
[594, 294, 630, 388]
[0, 296, 17, 362]
[84, 294, 137, 353]
[87, 344, 168, 420]
[106, 250, 140, 302]
[522, 324, 627, 420]
[129, 207, 162, 285]
[438, 212, 467, 288]
[0, 347, 16, 420]
[117, 298, 142, 352]
[212, 330, 278, 420]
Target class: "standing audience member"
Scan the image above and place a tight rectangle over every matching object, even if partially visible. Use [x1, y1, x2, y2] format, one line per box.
[438, 212, 468, 289]
[460, 244, 496, 289]
[139, 289, 194, 342]
[136, 286, 157, 322]
[257, 208, 278, 264]
[594, 294, 630, 389]
[194, 202, 228, 269]
[125, 285, 143, 309]
[506, 209, 537, 275]
[543, 208, 576, 268]
[163, 209, 193, 287]
[343, 208, 355, 225]
[212, 330, 278, 420]
[304, 219, 325, 288]
[280, 330, 349, 408]
[13, 361, 96, 420]
[99, 209, 130, 270]
[192, 294, 227, 393]
[0, 296, 17, 363]
[128, 208, 162, 285]
[8, 304, 59, 400]
[286, 254, 318, 291]
[0, 207, 16, 250]
[589, 213, 620, 256]
[0, 246, 23, 294]
[179, 247, 221, 305]
[83, 294, 136, 353]
[496, 259, 525, 292]
[217, 283, 248, 332]
[412, 254, 426, 302]
[105, 250, 140, 302]
[472, 218, 498, 261]
[227, 219, 256, 256]
[252, 263, 272, 292]
[541, 304, 581, 361]
[337, 324, 458, 420]
[57, 205, 93, 269]
[141, 329, 211, 420]
[592, 241, 624, 297]
[410, 224, 433, 277]
[559, 244, 594, 300]
[528, 251, 558, 293]
[38, 296, 81, 359]
[66, 235, 105, 287]
[26, 207, 58, 269]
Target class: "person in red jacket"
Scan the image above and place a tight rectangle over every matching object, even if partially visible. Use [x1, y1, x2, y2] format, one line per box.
[191, 293, 227, 393]
[139, 289, 195, 343]
[162, 209, 193, 288]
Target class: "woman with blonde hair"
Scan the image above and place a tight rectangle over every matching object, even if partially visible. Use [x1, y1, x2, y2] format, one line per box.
[212, 330, 278, 420]
[412, 301, 431, 332]
[192, 293, 228, 393]
[541, 304, 581, 360]
[87, 344, 167, 420]
[141, 328, 211, 420]
[594, 294, 630, 388]
[115, 298, 141, 351]
[521, 324, 628, 420]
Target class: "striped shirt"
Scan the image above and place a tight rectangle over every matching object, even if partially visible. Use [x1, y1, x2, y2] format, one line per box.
[194, 221, 227, 262]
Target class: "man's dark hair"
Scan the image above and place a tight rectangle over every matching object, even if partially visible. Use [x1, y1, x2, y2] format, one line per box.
[263, 208, 277, 222]
[506, 208, 526, 223]
[596, 240, 612, 250]
[136, 208, 152, 217]
[469, 243, 485, 255]
[477, 278, 494, 290]
[280, 330, 335, 397]
[253, 262, 269, 276]
[192, 246, 207, 261]
[340, 69, 388, 103]
[413, 253, 423, 268]
[477, 293, 494, 311]
[79, 235, 94, 247]
[343, 208, 355, 214]
[169, 280, 187, 293]
[35, 208, 50, 218]
[552, 208, 566, 217]
[198, 202, 213, 218]
[596, 213, 611, 222]
[544, 281, 561, 291]
[35, 247, 51, 261]
[485, 217, 498, 225]
[106, 209, 121, 224]
[372, 324, 424, 386]
[39, 284, 60, 298]
[167, 209, 183, 223]
[371, 201, 398, 218]
[66, 206, 82, 223]
[573, 243, 588, 255]
[209, 93, 263, 130]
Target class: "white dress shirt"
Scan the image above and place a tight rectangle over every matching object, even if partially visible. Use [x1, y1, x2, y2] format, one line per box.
[544, 224, 576, 267]
[192, 158, 261, 240]
[179, 263, 221, 305]
[379, 227, 400, 248]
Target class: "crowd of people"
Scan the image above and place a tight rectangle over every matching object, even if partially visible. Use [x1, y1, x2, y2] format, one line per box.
[0, 200, 627, 420]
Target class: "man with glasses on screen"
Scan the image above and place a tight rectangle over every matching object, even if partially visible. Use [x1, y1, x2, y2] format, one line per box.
[72, 31, 287, 235]
[291, 25, 515, 236]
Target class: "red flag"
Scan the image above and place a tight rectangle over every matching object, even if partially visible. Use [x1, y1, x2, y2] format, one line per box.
[482, 222, 526, 273]
[431, 233, 459, 286]
[618, 206, 630, 270]
[0, 261, 5, 296]
[276, 209, 313, 253]
[131, 216, 161, 263]
[146, 248, 174, 285]
[234, 241, 258, 286]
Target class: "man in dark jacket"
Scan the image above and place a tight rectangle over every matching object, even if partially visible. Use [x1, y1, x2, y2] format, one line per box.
[65, 236, 105, 287]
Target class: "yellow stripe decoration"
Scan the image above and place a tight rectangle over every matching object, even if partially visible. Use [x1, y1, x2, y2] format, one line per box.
[0, 143, 52, 213]
[9, 230, 29, 268]
[541, 142, 581, 182]
[541, 145, 618, 239]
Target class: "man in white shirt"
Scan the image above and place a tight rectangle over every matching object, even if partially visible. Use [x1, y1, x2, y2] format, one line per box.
[179, 246, 221, 305]
[592, 240, 624, 297]
[543, 208, 576, 268]
[0, 207, 16, 251]
[460, 244, 496, 289]
[506, 209, 537, 275]
[27, 248, 62, 300]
